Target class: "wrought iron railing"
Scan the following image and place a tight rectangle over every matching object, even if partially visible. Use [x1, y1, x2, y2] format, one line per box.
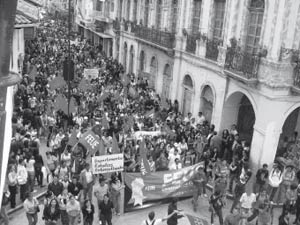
[205, 38, 221, 61]
[185, 35, 197, 54]
[135, 26, 175, 49]
[225, 47, 261, 79]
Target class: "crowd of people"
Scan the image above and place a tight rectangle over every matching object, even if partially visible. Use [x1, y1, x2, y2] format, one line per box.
[1, 14, 300, 225]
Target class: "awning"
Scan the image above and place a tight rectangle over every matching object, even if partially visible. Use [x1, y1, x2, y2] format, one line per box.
[93, 31, 112, 39]
[17, 0, 40, 21]
[202, 86, 214, 103]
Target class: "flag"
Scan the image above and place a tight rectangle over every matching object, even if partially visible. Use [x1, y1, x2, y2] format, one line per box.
[186, 214, 209, 225]
[139, 139, 151, 176]
[101, 115, 109, 129]
[28, 65, 37, 79]
[144, 108, 155, 118]
[68, 129, 78, 146]
[129, 86, 138, 99]
[112, 133, 120, 154]
[69, 97, 77, 113]
[55, 94, 68, 114]
[49, 76, 66, 90]
[79, 130, 102, 156]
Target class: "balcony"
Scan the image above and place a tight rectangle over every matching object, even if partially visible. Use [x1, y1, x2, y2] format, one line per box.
[205, 38, 221, 61]
[225, 47, 261, 81]
[185, 34, 197, 54]
[93, 10, 110, 22]
[135, 26, 175, 49]
[113, 19, 120, 31]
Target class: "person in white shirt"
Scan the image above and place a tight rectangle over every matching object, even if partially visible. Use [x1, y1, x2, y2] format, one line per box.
[268, 163, 283, 203]
[196, 112, 206, 126]
[240, 189, 256, 216]
[93, 178, 109, 203]
[168, 149, 180, 171]
[141, 210, 178, 225]
[24, 192, 39, 225]
[26, 155, 36, 192]
[17, 159, 28, 202]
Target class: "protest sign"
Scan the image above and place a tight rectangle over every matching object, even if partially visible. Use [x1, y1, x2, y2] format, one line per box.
[79, 130, 101, 155]
[92, 154, 124, 174]
[133, 131, 162, 140]
[83, 68, 99, 79]
[124, 163, 202, 209]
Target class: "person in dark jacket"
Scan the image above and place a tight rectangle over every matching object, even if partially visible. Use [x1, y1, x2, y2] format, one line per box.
[99, 194, 114, 225]
[167, 198, 184, 225]
[34, 153, 44, 187]
[43, 198, 61, 225]
[82, 199, 95, 225]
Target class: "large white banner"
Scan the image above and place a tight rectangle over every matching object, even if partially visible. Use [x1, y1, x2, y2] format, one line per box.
[133, 131, 162, 140]
[84, 68, 99, 79]
[92, 154, 124, 174]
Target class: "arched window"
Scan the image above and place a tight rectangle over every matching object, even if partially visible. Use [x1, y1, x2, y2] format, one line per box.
[246, 0, 265, 54]
[140, 51, 145, 71]
[163, 64, 171, 77]
[144, 0, 150, 26]
[213, 0, 226, 40]
[183, 75, 193, 89]
[156, 0, 162, 29]
[191, 0, 202, 34]
[171, 0, 178, 33]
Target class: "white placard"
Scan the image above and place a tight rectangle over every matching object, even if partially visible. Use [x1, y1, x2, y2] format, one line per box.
[84, 68, 99, 79]
[92, 154, 124, 174]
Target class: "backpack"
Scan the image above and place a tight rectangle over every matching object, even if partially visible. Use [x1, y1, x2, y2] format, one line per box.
[145, 219, 156, 225]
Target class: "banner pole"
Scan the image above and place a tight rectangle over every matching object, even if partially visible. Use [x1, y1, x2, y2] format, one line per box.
[120, 171, 125, 215]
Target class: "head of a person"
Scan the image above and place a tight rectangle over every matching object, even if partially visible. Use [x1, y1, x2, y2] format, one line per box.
[100, 178, 105, 186]
[53, 175, 59, 183]
[262, 164, 268, 170]
[85, 163, 90, 170]
[175, 158, 180, 165]
[63, 174, 69, 181]
[72, 176, 78, 184]
[222, 129, 229, 136]
[232, 206, 240, 216]
[198, 112, 203, 117]
[50, 198, 58, 207]
[84, 199, 91, 208]
[148, 211, 155, 221]
[69, 195, 75, 204]
[103, 194, 109, 203]
[171, 197, 178, 206]
[174, 148, 178, 155]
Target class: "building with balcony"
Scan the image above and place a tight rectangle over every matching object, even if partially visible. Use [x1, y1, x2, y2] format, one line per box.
[76, 0, 300, 169]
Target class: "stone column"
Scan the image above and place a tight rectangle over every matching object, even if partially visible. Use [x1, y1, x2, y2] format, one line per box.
[249, 125, 266, 171]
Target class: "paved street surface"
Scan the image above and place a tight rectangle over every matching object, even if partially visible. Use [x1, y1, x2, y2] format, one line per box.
[8, 196, 286, 225]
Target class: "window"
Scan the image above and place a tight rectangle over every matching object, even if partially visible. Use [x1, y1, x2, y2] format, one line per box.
[140, 51, 145, 71]
[171, 0, 178, 33]
[126, 0, 131, 20]
[96, 0, 104, 11]
[156, 0, 162, 29]
[118, 0, 123, 19]
[133, 0, 137, 22]
[111, 0, 114, 11]
[144, 0, 150, 26]
[191, 0, 202, 34]
[213, 0, 226, 40]
[245, 0, 264, 54]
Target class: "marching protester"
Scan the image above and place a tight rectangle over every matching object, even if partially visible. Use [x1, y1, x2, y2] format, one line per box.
[81, 199, 95, 225]
[43, 198, 61, 225]
[23, 192, 39, 225]
[167, 198, 184, 225]
[141, 210, 179, 225]
[99, 194, 114, 225]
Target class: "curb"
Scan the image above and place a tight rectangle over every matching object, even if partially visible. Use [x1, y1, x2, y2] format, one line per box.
[7, 191, 46, 215]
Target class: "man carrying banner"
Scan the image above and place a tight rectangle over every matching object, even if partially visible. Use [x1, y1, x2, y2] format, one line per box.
[141, 210, 179, 225]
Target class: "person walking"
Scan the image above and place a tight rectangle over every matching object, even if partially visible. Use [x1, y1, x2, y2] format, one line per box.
[167, 198, 184, 225]
[24, 192, 39, 225]
[0, 191, 10, 225]
[79, 163, 94, 201]
[66, 195, 81, 225]
[209, 190, 225, 225]
[58, 189, 70, 225]
[7, 165, 17, 208]
[191, 164, 207, 211]
[48, 175, 64, 197]
[43, 199, 61, 225]
[110, 175, 124, 216]
[17, 159, 28, 202]
[99, 194, 114, 225]
[82, 199, 95, 225]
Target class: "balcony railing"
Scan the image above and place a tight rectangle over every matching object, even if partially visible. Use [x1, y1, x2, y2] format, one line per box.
[205, 39, 221, 61]
[225, 47, 261, 79]
[93, 10, 109, 22]
[113, 19, 120, 30]
[135, 26, 175, 49]
[124, 21, 129, 32]
[185, 35, 197, 54]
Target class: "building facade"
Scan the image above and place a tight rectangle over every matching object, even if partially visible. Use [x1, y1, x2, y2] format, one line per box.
[76, 0, 300, 169]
